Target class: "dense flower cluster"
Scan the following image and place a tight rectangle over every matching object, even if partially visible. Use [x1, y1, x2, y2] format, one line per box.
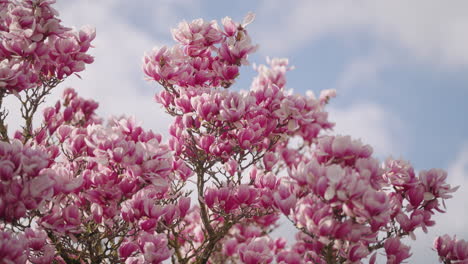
[162, 57, 333, 167]
[0, 139, 54, 221]
[1, 88, 183, 263]
[0, 0, 94, 93]
[0, 227, 56, 264]
[0, 2, 466, 263]
[143, 13, 257, 89]
[434, 235, 468, 263]
[41, 90, 186, 263]
[275, 135, 459, 263]
[0, 229, 27, 263]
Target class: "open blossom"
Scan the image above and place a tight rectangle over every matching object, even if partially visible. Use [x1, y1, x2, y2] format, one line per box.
[118, 233, 172, 264]
[171, 19, 223, 55]
[25, 228, 55, 264]
[40, 204, 82, 234]
[315, 135, 373, 166]
[347, 243, 370, 262]
[419, 169, 459, 200]
[274, 184, 297, 215]
[137, 232, 172, 264]
[383, 158, 416, 189]
[238, 237, 274, 264]
[384, 238, 412, 264]
[276, 250, 302, 264]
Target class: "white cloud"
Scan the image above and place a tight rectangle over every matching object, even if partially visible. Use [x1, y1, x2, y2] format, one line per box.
[254, 1, 365, 56]
[55, 0, 174, 135]
[4, 1, 183, 138]
[332, 52, 391, 92]
[438, 143, 468, 236]
[328, 103, 406, 158]
[256, 0, 468, 66]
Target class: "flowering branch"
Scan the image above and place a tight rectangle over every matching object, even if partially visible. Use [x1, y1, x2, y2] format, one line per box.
[0, 89, 8, 141]
[0, 1, 466, 264]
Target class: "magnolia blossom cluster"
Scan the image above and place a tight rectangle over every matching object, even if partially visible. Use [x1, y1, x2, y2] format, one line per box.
[211, 216, 285, 263]
[40, 90, 186, 263]
[0, 222, 57, 263]
[0, 0, 94, 93]
[161, 58, 334, 167]
[143, 13, 257, 89]
[145, 15, 334, 171]
[274, 135, 457, 263]
[0, 139, 54, 221]
[30, 87, 101, 145]
[0, 87, 187, 263]
[434, 235, 468, 263]
[0, 230, 28, 263]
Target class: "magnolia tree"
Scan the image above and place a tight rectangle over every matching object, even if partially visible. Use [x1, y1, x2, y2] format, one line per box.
[0, 1, 467, 264]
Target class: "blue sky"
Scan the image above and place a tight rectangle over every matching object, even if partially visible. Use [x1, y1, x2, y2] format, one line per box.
[6, 1, 467, 262]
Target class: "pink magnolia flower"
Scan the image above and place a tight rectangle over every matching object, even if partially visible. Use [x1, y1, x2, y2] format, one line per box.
[221, 17, 237, 37]
[223, 238, 239, 256]
[137, 232, 172, 264]
[0, 230, 27, 264]
[347, 243, 370, 262]
[384, 238, 412, 264]
[219, 91, 250, 122]
[224, 158, 238, 176]
[419, 169, 458, 200]
[316, 135, 373, 166]
[0, 58, 36, 92]
[171, 19, 222, 54]
[263, 152, 277, 172]
[238, 237, 274, 264]
[274, 184, 297, 215]
[434, 234, 455, 259]
[383, 158, 416, 189]
[178, 196, 191, 218]
[276, 250, 302, 264]
[25, 228, 55, 264]
[119, 241, 139, 259]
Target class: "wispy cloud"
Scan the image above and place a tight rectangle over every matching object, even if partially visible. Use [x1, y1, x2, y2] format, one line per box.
[256, 0, 468, 67]
[54, 0, 176, 135]
[53, 0, 207, 136]
[4, 1, 186, 137]
[332, 51, 391, 93]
